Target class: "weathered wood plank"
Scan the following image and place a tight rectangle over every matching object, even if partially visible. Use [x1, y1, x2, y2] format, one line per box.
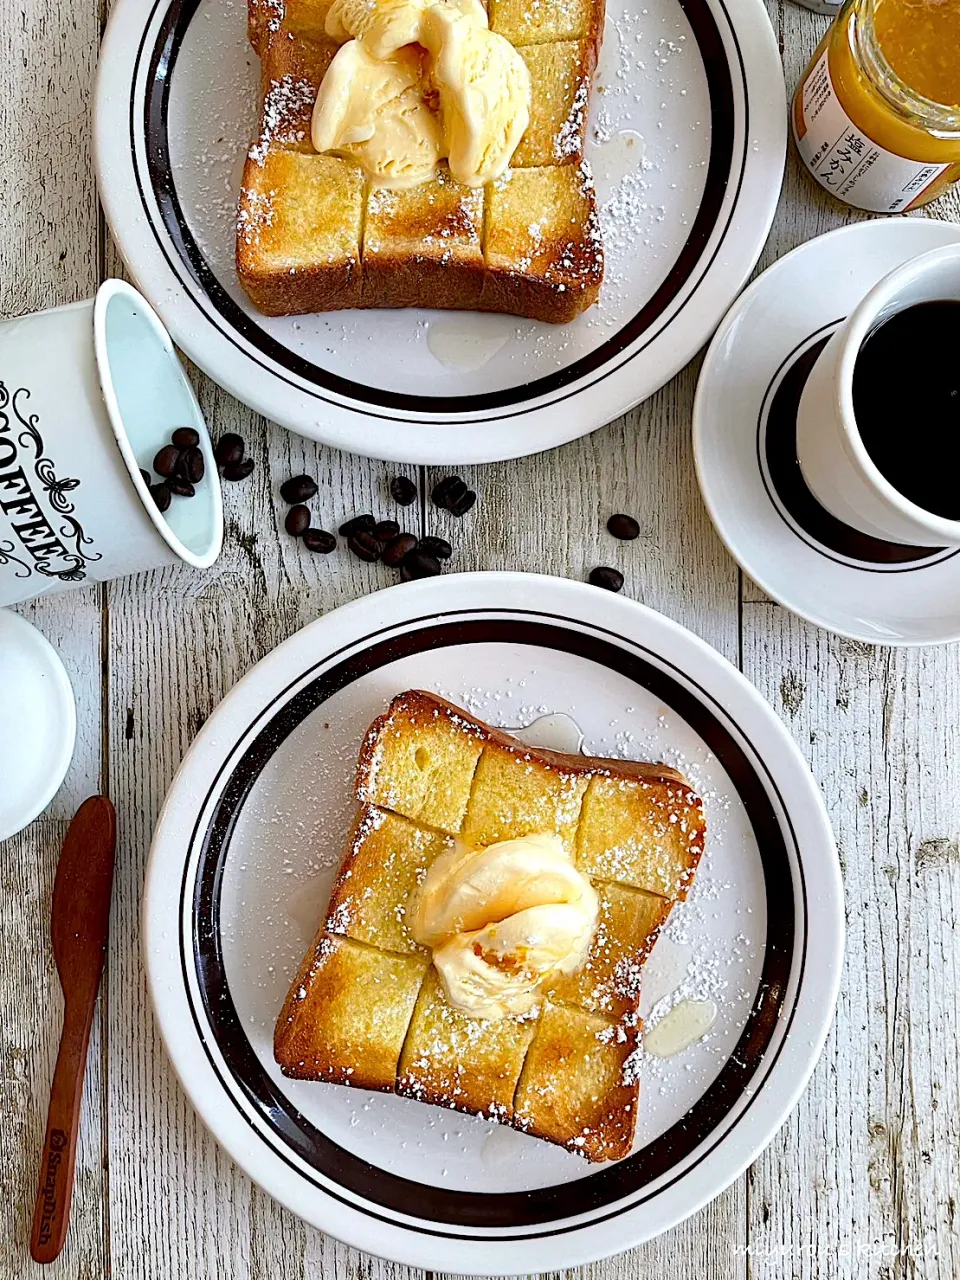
[0, 0, 106, 1269]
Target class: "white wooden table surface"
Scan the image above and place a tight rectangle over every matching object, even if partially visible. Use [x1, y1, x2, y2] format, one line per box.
[3, 0, 960, 1274]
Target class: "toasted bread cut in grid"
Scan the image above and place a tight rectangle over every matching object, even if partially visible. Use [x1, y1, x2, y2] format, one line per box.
[481, 164, 603, 323]
[362, 169, 486, 310]
[326, 806, 450, 954]
[460, 744, 588, 854]
[240, 0, 605, 321]
[274, 932, 428, 1089]
[513, 1000, 638, 1160]
[397, 968, 536, 1116]
[577, 774, 705, 899]
[489, 0, 604, 47]
[357, 692, 485, 833]
[543, 880, 671, 1016]
[237, 149, 364, 315]
[276, 690, 704, 1161]
[514, 40, 595, 167]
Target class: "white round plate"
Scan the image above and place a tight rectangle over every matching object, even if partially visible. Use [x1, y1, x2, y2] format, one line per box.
[0, 610, 76, 841]
[145, 573, 841, 1272]
[693, 219, 960, 647]
[94, 0, 785, 464]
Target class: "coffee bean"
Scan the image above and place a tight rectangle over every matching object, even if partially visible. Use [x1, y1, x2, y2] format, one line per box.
[280, 474, 318, 504]
[302, 528, 336, 553]
[149, 481, 171, 512]
[168, 476, 196, 498]
[181, 446, 205, 483]
[419, 535, 452, 560]
[285, 505, 311, 537]
[390, 475, 417, 506]
[139, 468, 152, 486]
[431, 475, 467, 508]
[154, 444, 181, 477]
[215, 434, 245, 468]
[607, 513, 640, 540]
[401, 549, 442, 580]
[372, 519, 400, 543]
[448, 488, 477, 517]
[382, 533, 418, 566]
[338, 513, 375, 537]
[589, 566, 624, 592]
[348, 531, 381, 562]
[223, 457, 255, 482]
[172, 427, 200, 449]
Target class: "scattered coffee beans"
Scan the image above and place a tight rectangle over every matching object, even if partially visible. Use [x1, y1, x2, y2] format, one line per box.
[401, 549, 442, 580]
[180, 447, 205, 484]
[339, 513, 376, 537]
[149, 481, 171, 513]
[372, 519, 400, 543]
[390, 475, 417, 505]
[382, 533, 418, 566]
[280, 474, 318, 504]
[139, 468, 151, 486]
[172, 427, 200, 449]
[302, 528, 336, 553]
[448, 488, 476, 517]
[348, 531, 381, 562]
[419, 535, 452, 560]
[168, 476, 195, 498]
[432, 475, 467, 509]
[285, 505, 311, 537]
[607, 513, 640, 540]
[223, 457, 255, 482]
[589, 566, 624, 592]
[215, 434, 245, 468]
[154, 444, 181, 477]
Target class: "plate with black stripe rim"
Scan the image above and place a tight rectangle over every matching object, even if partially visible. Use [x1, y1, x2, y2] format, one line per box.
[93, 0, 785, 465]
[144, 573, 841, 1272]
[693, 219, 960, 647]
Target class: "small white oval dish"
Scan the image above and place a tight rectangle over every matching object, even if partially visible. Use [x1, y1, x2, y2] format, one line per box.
[0, 610, 76, 841]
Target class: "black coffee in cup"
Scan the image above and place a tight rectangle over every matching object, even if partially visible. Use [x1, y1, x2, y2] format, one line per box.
[852, 300, 960, 520]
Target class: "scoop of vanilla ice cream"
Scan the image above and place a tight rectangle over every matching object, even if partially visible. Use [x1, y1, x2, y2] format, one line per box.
[410, 832, 599, 1019]
[325, 0, 429, 58]
[311, 41, 442, 186]
[421, 1, 531, 186]
[432, 901, 599, 1018]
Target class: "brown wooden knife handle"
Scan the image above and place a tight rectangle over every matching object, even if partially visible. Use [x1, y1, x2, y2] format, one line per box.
[29, 997, 97, 1263]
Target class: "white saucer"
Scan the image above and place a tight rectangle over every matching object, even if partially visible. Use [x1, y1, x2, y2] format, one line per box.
[693, 219, 960, 646]
[0, 610, 76, 840]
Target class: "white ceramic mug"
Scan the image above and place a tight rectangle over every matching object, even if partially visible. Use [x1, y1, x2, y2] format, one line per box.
[796, 244, 960, 548]
[0, 279, 222, 606]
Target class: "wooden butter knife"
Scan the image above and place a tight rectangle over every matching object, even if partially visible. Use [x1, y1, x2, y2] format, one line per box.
[29, 795, 116, 1264]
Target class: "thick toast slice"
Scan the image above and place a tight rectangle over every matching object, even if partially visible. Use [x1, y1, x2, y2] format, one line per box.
[237, 0, 604, 321]
[275, 691, 704, 1161]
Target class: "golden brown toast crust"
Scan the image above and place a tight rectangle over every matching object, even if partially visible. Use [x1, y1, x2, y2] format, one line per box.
[275, 690, 705, 1162]
[237, 0, 605, 322]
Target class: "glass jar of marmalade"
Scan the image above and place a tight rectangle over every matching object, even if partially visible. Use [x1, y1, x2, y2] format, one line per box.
[792, 0, 960, 212]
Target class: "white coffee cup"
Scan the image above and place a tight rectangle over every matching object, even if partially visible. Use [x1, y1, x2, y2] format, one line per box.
[796, 244, 960, 549]
[0, 279, 222, 606]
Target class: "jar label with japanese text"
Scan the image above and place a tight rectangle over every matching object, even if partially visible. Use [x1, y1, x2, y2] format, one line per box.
[793, 48, 948, 213]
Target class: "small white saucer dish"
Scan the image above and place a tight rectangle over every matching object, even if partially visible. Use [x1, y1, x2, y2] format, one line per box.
[693, 218, 960, 646]
[0, 610, 76, 840]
